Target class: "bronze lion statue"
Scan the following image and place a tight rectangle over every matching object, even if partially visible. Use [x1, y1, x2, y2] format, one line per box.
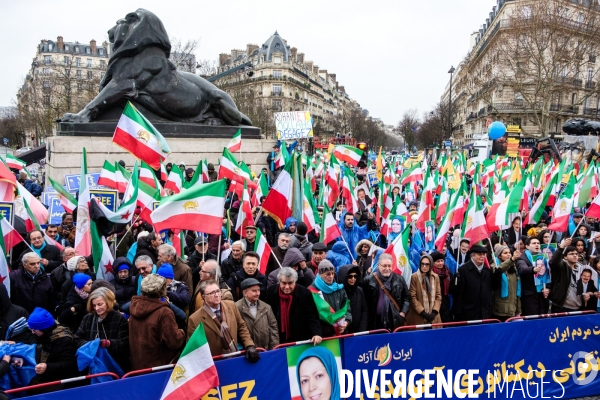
[62, 9, 252, 126]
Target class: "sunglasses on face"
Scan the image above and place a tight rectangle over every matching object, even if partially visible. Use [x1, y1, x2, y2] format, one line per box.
[347, 274, 358, 279]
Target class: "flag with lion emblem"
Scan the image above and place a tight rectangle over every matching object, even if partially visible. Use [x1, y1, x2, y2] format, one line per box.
[150, 179, 226, 234]
[384, 224, 412, 284]
[112, 101, 171, 169]
[160, 323, 219, 400]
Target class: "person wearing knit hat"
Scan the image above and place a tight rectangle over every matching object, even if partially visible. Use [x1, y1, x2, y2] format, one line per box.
[129, 274, 185, 370]
[29, 307, 79, 384]
[157, 264, 175, 280]
[158, 263, 191, 314]
[58, 273, 92, 333]
[406, 254, 442, 326]
[492, 244, 521, 321]
[310, 259, 352, 336]
[429, 251, 452, 322]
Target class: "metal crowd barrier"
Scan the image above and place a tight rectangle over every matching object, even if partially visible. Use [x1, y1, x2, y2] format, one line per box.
[5, 372, 120, 394]
[393, 319, 502, 333]
[505, 310, 596, 322]
[272, 329, 390, 350]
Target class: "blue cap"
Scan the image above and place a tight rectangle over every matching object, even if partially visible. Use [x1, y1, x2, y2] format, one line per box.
[73, 273, 91, 290]
[157, 264, 174, 280]
[117, 263, 130, 272]
[28, 307, 55, 330]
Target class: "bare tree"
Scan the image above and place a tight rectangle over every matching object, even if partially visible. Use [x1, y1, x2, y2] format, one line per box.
[468, 0, 600, 135]
[0, 107, 25, 147]
[396, 109, 420, 150]
[169, 36, 217, 77]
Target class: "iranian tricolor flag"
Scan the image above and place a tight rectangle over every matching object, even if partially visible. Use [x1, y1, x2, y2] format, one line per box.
[325, 157, 340, 208]
[112, 101, 171, 169]
[0, 214, 24, 252]
[462, 189, 489, 246]
[435, 180, 449, 225]
[435, 201, 454, 252]
[341, 171, 359, 214]
[261, 156, 294, 228]
[587, 191, 600, 219]
[309, 286, 349, 335]
[333, 145, 363, 167]
[548, 174, 576, 232]
[160, 323, 219, 400]
[524, 173, 555, 225]
[151, 179, 226, 234]
[165, 164, 184, 194]
[137, 180, 161, 223]
[48, 176, 77, 213]
[255, 229, 271, 274]
[160, 163, 168, 182]
[486, 180, 509, 232]
[319, 204, 341, 244]
[227, 128, 242, 152]
[235, 181, 254, 236]
[489, 178, 524, 230]
[302, 178, 321, 234]
[16, 182, 49, 231]
[384, 224, 412, 284]
[400, 164, 423, 185]
[252, 172, 269, 207]
[140, 161, 157, 188]
[379, 192, 394, 237]
[575, 163, 597, 208]
[201, 160, 210, 183]
[95, 163, 139, 224]
[74, 148, 92, 256]
[98, 161, 131, 193]
[218, 148, 256, 189]
[91, 221, 114, 281]
[274, 144, 290, 170]
[5, 154, 26, 170]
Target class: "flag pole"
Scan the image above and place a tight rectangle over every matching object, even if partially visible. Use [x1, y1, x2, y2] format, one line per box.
[340, 236, 356, 262]
[116, 214, 141, 249]
[216, 234, 222, 263]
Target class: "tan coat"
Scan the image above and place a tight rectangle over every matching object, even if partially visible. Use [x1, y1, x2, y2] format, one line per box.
[235, 298, 280, 350]
[187, 300, 254, 356]
[190, 285, 233, 315]
[405, 272, 443, 326]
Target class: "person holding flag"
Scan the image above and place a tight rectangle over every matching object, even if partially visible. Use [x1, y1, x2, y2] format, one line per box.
[308, 260, 351, 337]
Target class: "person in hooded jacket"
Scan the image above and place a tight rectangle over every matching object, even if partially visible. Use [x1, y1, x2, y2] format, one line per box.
[0, 284, 32, 344]
[355, 239, 375, 284]
[337, 265, 368, 333]
[133, 232, 161, 265]
[289, 222, 313, 262]
[221, 241, 246, 282]
[58, 273, 93, 333]
[268, 248, 315, 287]
[59, 257, 95, 310]
[108, 257, 137, 308]
[326, 242, 353, 272]
[337, 212, 373, 259]
[129, 275, 186, 370]
[27, 307, 79, 391]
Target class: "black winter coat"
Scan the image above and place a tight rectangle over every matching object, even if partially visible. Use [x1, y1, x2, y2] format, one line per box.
[9, 267, 54, 314]
[188, 250, 217, 291]
[221, 254, 243, 282]
[515, 253, 538, 296]
[30, 325, 78, 388]
[265, 284, 322, 343]
[228, 270, 268, 301]
[363, 273, 410, 330]
[108, 257, 137, 307]
[0, 285, 32, 343]
[74, 311, 130, 371]
[133, 237, 158, 265]
[451, 260, 496, 321]
[58, 287, 90, 334]
[19, 245, 62, 274]
[338, 265, 368, 333]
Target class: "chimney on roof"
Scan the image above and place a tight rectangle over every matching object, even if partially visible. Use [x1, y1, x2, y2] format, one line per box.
[290, 47, 297, 60]
[329, 73, 336, 83]
[219, 53, 229, 66]
[57, 36, 64, 51]
[246, 44, 259, 56]
[305, 61, 313, 70]
[313, 65, 319, 75]
[319, 69, 327, 78]
[90, 39, 97, 54]
[339, 86, 345, 93]
[297, 52, 304, 63]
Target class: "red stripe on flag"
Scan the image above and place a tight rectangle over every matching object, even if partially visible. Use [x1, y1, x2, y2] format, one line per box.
[113, 127, 165, 169]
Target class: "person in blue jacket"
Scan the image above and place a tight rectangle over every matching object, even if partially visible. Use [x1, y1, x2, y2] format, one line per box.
[326, 242, 353, 272]
[336, 212, 371, 259]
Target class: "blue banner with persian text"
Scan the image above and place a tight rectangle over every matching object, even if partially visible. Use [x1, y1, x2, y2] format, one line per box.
[22, 315, 600, 400]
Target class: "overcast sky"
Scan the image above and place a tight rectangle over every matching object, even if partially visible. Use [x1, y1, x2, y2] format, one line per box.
[0, 0, 496, 126]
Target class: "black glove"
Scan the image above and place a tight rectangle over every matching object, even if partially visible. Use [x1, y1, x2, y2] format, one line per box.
[398, 315, 405, 326]
[431, 310, 438, 318]
[419, 311, 428, 320]
[245, 346, 260, 363]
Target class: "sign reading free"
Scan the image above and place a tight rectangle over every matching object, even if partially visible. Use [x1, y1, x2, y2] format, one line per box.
[274, 111, 313, 140]
[90, 189, 118, 212]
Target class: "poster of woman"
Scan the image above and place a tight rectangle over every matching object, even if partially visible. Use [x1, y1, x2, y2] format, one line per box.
[425, 221, 436, 252]
[533, 255, 551, 291]
[541, 243, 557, 258]
[287, 339, 342, 400]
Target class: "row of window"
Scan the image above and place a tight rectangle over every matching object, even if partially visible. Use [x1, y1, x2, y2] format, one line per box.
[46, 43, 104, 55]
[43, 55, 106, 69]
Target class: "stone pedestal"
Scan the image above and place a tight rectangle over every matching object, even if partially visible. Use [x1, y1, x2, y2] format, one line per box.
[46, 122, 275, 184]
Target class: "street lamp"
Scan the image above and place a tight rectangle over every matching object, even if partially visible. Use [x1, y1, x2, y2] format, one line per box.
[448, 66, 455, 142]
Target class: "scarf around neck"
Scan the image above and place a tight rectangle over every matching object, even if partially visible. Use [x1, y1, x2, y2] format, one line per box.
[75, 286, 89, 300]
[33, 241, 47, 258]
[279, 287, 294, 339]
[313, 274, 344, 294]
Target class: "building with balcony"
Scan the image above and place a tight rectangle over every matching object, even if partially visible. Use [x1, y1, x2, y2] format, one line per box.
[209, 31, 360, 139]
[441, 0, 600, 147]
[17, 36, 110, 142]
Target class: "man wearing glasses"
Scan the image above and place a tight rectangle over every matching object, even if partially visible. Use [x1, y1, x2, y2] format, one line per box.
[187, 279, 260, 362]
[189, 260, 233, 314]
[549, 238, 585, 312]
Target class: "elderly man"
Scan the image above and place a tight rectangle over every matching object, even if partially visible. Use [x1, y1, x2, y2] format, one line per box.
[265, 267, 322, 345]
[309, 242, 328, 275]
[187, 280, 260, 361]
[20, 230, 62, 273]
[190, 260, 234, 314]
[10, 252, 54, 313]
[134, 255, 156, 295]
[235, 278, 279, 350]
[363, 253, 410, 330]
[266, 233, 291, 276]
[157, 244, 193, 292]
[452, 245, 496, 321]
[310, 260, 351, 337]
[268, 248, 314, 288]
[187, 236, 217, 290]
[516, 236, 549, 316]
[221, 240, 245, 281]
[228, 251, 267, 301]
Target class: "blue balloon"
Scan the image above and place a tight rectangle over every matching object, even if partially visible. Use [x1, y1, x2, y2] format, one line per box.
[488, 121, 507, 140]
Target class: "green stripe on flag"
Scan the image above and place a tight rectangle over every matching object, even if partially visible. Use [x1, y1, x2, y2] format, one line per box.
[181, 320, 209, 358]
[122, 101, 171, 154]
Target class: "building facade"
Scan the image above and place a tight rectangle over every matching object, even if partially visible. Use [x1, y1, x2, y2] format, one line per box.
[209, 31, 359, 139]
[17, 37, 110, 144]
[442, 0, 600, 147]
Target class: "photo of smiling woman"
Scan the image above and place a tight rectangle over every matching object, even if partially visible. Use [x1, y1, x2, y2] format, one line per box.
[287, 339, 342, 400]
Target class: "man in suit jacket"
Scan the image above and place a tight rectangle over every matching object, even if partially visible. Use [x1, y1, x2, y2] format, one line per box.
[452, 245, 496, 321]
[451, 239, 471, 266]
[503, 217, 522, 247]
[187, 280, 260, 362]
[577, 269, 599, 311]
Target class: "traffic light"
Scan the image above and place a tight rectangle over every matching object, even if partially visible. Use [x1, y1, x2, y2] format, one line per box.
[357, 142, 368, 168]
